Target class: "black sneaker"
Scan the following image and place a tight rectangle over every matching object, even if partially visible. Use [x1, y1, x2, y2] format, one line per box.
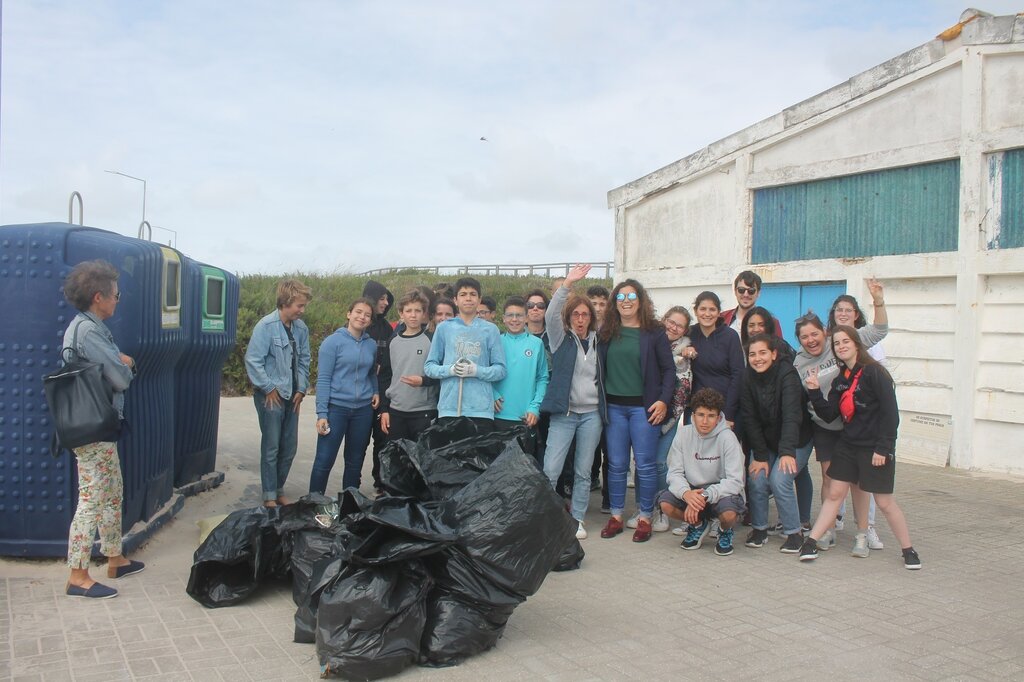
[799, 537, 819, 561]
[779, 532, 803, 554]
[680, 520, 710, 550]
[902, 547, 922, 570]
[745, 528, 768, 548]
[714, 528, 734, 556]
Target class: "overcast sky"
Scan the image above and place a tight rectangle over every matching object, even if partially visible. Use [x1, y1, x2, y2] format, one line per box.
[2, 1, 1019, 274]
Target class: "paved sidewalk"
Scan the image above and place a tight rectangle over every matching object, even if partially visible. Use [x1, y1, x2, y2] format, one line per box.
[3, 398, 1023, 681]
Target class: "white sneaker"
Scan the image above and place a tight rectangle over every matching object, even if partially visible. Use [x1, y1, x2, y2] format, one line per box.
[575, 522, 587, 540]
[866, 526, 884, 550]
[834, 515, 845, 531]
[851, 532, 870, 558]
[625, 512, 640, 529]
[818, 529, 835, 551]
[651, 510, 669, 532]
[672, 524, 686, 536]
[708, 518, 721, 539]
[626, 470, 635, 488]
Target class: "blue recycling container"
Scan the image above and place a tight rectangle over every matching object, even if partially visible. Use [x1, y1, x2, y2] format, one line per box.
[0, 222, 188, 556]
[173, 258, 239, 486]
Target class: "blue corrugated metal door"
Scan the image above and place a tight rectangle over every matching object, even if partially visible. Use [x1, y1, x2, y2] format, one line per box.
[753, 159, 960, 264]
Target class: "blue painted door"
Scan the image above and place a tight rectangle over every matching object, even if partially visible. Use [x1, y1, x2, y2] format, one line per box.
[757, 282, 846, 349]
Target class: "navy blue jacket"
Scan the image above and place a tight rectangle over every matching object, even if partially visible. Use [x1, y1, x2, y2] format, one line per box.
[598, 328, 675, 412]
[689, 321, 745, 421]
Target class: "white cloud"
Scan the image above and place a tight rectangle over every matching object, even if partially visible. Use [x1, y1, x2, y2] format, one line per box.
[3, 0, 1021, 273]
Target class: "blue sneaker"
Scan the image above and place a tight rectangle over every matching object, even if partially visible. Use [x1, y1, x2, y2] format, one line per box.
[680, 520, 710, 550]
[715, 527, 734, 556]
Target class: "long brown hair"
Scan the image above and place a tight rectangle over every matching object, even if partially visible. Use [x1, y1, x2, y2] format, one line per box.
[830, 324, 892, 381]
[599, 279, 659, 343]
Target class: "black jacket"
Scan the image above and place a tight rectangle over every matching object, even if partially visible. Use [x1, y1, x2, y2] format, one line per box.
[362, 280, 395, 367]
[808, 362, 899, 456]
[740, 360, 812, 461]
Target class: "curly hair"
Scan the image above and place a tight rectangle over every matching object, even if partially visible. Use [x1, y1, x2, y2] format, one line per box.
[599, 279, 659, 342]
[689, 387, 725, 414]
[63, 260, 119, 312]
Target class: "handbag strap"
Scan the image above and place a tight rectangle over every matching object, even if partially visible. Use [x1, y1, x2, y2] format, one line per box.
[61, 314, 91, 364]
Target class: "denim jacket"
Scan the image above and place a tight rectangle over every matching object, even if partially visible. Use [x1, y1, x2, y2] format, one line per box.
[63, 312, 134, 418]
[245, 310, 311, 400]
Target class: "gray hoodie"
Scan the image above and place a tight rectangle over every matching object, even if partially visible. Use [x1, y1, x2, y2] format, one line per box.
[792, 323, 888, 430]
[666, 416, 745, 503]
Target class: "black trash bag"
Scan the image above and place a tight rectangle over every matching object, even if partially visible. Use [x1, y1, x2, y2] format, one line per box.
[418, 547, 523, 666]
[338, 490, 458, 566]
[277, 493, 339, 534]
[291, 529, 342, 643]
[441, 445, 577, 598]
[377, 439, 430, 500]
[186, 507, 290, 608]
[418, 588, 516, 667]
[410, 420, 520, 500]
[294, 532, 356, 645]
[316, 560, 432, 680]
[552, 535, 586, 572]
[424, 546, 525, 609]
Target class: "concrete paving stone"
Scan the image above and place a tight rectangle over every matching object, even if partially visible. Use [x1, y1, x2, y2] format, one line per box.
[74, 670, 134, 682]
[151, 654, 187, 674]
[38, 669, 73, 682]
[3, 398, 1024, 680]
[12, 674, 43, 682]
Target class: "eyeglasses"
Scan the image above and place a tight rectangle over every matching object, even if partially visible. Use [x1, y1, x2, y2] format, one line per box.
[108, 291, 121, 301]
[735, 286, 757, 295]
[525, 302, 546, 310]
[833, 307, 856, 314]
[504, 312, 525, 319]
[616, 292, 638, 302]
[663, 318, 686, 330]
[570, 311, 590, 319]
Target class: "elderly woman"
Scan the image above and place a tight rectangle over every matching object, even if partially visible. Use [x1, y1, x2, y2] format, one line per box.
[62, 260, 144, 599]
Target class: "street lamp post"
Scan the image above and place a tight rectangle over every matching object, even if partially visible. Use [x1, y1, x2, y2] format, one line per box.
[104, 169, 147, 230]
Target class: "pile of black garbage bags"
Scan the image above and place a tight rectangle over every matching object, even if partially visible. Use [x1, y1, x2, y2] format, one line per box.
[186, 419, 584, 680]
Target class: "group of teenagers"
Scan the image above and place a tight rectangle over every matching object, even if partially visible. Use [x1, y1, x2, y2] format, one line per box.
[245, 264, 922, 577]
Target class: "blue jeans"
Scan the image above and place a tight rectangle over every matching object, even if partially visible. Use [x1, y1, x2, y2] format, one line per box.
[544, 411, 603, 522]
[748, 441, 814, 535]
[309, 402, 374, 494]
[254, 390, 300, 501]
[655, 420, 678, 493]
[606, 404, 660, 517]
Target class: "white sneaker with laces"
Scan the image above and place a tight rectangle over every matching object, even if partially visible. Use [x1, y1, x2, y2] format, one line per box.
[866, 526, 884, 550]
[672, 524, 686, 536]
[576, 522, 587, 540]
[625, 512, 640, 529]
[651, 510, 669, 532]
[818, 529, 835, 551]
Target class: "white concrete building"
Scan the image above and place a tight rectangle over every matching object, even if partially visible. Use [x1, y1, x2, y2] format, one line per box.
[608, 10, 1024, 474]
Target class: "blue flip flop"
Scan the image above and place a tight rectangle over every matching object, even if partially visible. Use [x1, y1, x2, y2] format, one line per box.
[110, 560, 145, 579]
[66, 582, 118, 599]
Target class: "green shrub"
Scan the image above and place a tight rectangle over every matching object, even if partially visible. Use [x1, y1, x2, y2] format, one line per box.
[224, 271, 613, 396]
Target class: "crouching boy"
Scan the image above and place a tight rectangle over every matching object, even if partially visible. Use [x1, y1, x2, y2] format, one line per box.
[657, 388, 746, 556]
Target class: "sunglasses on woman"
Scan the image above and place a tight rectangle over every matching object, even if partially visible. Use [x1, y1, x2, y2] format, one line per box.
[616, 292, 638, 301]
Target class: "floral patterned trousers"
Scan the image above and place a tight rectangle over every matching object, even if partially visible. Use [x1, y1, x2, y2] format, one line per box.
[67, 441, 123, 568]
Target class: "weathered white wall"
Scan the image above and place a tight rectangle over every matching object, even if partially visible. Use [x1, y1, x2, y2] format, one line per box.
[610, 23, 1024, 474]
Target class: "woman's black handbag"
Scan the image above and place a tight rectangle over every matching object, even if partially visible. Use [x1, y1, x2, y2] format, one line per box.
[43, 320, 121, 456]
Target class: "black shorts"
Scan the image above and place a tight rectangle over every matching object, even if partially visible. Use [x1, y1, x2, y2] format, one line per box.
[826, 440, 895, 494]
[811, 423, 842, 463]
